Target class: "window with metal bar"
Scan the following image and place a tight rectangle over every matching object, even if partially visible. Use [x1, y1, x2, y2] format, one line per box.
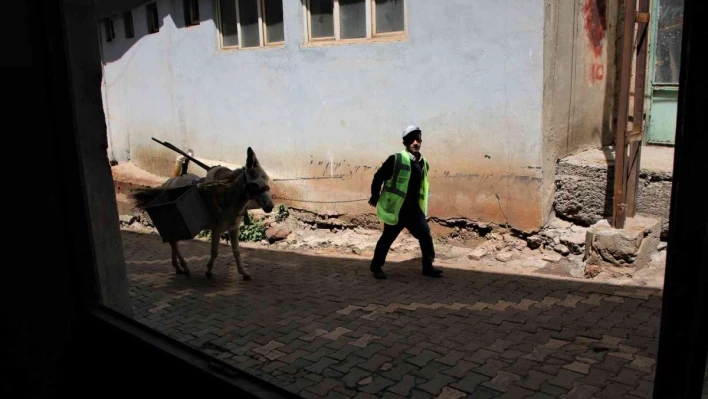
[218, 0, 285, 49]
[304, 0, 405, 43]
[123, 11, 134, 38]
[146, 3, 159, 34]
[104, 18, 115, 42]
[184, 0, 200, 26]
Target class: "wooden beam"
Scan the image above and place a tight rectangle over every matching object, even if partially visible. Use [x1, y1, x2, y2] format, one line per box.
[613, 0, 638, 228]
[626, 0, 651, 217]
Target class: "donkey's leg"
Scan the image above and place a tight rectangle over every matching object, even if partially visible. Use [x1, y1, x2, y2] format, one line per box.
[171, 241, 190, 277]
[205, 230, 221, 279]
[229, 228, 251, 281]
[170, 242, 183, 274]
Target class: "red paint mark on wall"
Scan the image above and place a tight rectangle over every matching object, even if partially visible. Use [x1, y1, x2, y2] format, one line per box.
[583, 0, 607, 58]
[590, 63, 605, 83]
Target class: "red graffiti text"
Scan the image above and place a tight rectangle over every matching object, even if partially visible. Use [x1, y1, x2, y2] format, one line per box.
[590, 63, 605, 83]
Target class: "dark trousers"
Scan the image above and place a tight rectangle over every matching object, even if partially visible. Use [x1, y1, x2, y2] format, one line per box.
[371, 207, 435, 270]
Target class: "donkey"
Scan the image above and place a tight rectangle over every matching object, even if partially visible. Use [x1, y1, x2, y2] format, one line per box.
[130, 147, 273, 280]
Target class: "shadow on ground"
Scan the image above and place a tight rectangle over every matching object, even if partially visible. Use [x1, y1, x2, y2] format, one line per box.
[121, 230, 663, 398]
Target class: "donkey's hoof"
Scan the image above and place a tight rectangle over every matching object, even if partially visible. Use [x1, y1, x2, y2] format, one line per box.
[176, 269, 184, 275]
[242, 274, 252, 281]
[205, 271, 213, 279]
[183, 270, 191, 277]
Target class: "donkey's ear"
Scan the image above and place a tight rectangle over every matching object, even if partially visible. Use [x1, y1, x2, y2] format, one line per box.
[246, 147, 258, 168]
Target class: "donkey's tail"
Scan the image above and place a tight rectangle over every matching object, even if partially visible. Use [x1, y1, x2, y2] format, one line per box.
[129, 187, 167, 209]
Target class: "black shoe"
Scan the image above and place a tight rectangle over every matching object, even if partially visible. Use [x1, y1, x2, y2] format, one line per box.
[423, 265, 443, 273]
[422, 267, 443, 278]
[370, 265, 387, 279]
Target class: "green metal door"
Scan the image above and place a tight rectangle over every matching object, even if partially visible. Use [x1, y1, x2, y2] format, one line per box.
[645, 0, 684, 145]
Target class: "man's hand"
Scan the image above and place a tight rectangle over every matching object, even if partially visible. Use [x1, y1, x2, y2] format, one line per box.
[368, 194, 379, 207]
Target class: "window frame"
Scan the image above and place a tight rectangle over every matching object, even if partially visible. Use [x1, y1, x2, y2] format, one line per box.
[303, 0, 406, 46]
[39, 1, 303, 397]
[216, 0, 285, 51]
[25, 1, 708, 398]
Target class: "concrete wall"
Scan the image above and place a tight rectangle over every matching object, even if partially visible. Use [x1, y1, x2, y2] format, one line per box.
[554, 146, 673, 239]
[542, 0, 620, 226]
[101, 0, 546, 232]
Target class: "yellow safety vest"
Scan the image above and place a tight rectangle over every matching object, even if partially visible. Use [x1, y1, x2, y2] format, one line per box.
[377, 150, 430, 225]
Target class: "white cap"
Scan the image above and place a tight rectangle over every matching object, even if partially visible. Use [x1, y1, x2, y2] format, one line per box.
[402, 125, 421, 138]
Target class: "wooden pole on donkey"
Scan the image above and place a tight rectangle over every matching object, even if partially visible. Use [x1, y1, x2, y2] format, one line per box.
[151, 137, 215, 172]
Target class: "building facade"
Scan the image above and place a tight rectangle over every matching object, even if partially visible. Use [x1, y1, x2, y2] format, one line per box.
[98, 0, 679, 233]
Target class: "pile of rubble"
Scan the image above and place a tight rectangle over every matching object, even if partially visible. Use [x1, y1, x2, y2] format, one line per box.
[468, 214, 664, 282]
[534, 218, 587, 256]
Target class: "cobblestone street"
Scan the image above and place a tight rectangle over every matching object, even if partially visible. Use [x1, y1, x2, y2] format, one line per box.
[123, 230, 668, 398]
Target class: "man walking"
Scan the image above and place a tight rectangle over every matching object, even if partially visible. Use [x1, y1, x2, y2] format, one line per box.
[368, 125, 443, 279]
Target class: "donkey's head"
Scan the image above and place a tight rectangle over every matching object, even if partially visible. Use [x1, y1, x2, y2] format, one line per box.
[244, 147, 274, 213]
